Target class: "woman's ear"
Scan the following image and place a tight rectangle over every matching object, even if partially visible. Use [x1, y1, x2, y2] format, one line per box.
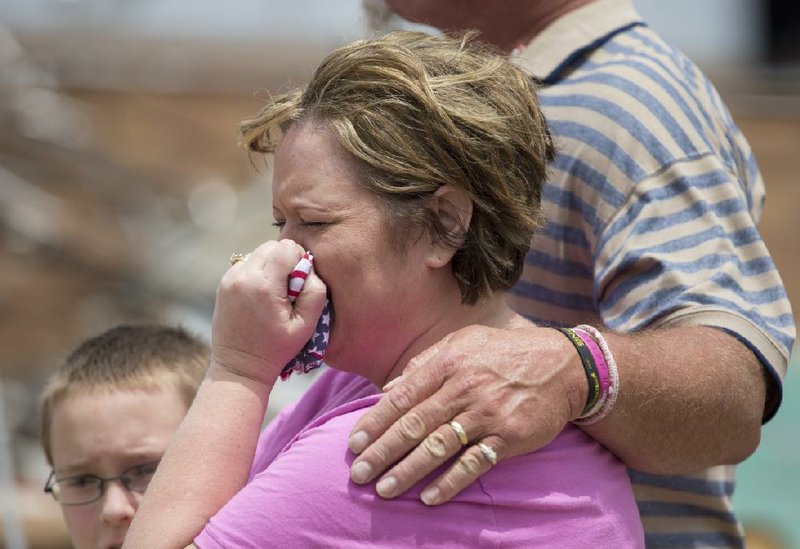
[425, 185, 473, 269]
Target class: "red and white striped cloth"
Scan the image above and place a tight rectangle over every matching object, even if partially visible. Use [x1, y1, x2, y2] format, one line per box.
[281, 252, 331, 380]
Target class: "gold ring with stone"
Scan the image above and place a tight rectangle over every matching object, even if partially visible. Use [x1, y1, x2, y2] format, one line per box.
[448, 420, 468, 446]
[229, 253, 247, 266]
[477, 442, 497, 466]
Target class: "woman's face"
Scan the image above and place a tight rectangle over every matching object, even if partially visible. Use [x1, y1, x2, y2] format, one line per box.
[272, 124, 436, 383]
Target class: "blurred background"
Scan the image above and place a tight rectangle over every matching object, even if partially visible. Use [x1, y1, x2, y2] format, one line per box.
[0, 0, 797, 547]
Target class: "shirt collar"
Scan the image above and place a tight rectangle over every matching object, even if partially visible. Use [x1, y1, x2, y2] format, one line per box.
[513, 0, 644, 83]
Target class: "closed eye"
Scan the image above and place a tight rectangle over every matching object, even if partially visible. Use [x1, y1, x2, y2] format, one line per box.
[271, 220, 327, 230]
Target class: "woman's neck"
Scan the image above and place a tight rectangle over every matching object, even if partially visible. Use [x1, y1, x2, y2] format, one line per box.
[380, 292, 526, 388]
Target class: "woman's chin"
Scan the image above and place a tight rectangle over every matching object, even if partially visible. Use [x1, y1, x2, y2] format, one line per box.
[324, 340, 344, 365]
[322, 342, 357, 374]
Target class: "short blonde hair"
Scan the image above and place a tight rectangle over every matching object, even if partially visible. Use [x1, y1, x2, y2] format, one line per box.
[241, 31, 554, 305]
[40, 324, 209, 464]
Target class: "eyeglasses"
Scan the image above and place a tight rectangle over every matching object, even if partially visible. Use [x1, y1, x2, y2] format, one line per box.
[43, 461, 160, 506]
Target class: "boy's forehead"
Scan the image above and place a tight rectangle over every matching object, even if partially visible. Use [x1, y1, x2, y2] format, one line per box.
[49, 386, 187, 472]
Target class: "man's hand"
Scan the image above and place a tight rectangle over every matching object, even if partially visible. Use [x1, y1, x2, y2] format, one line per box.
[347, 324, 587, 505]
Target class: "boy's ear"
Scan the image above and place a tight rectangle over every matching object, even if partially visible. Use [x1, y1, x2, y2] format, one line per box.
[425, 184, 473, 269]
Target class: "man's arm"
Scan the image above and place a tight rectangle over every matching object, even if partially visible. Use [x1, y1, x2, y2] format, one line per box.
[347, 322, 768, 504]
[582, 325, 765, 472]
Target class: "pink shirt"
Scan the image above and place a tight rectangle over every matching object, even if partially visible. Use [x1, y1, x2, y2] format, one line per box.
[196, 369, 643, 548]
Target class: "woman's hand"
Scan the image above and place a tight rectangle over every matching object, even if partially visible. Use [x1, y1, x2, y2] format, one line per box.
[125, 240, 326, 549]
[210, 239, 328, 386]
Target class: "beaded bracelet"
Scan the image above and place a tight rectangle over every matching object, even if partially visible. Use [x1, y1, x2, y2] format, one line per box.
[557, 328, 601, 417]
[572, 327, 610, 417]
[572, 324, 620, 425]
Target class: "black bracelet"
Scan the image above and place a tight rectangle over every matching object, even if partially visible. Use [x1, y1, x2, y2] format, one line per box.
[558, 328, 601, 417]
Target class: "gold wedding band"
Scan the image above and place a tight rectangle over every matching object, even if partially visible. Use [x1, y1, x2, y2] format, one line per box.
[229, 253, 247, 266]
[477, 442, 497, 466]
[448, 420, 468, 446]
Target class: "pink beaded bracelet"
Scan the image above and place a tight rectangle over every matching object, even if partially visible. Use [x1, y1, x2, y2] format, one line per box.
[572, 327, 609, 418]
[572, 324, 619, 425]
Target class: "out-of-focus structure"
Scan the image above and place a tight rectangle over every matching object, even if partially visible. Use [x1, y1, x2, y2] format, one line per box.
[0, 2, 368, 545]
[0, 1, 797, 547]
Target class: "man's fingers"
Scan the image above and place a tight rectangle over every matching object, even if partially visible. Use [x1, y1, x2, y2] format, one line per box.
[349, 365, 446, 454]
[381, 334, 450, 393]
[419, 434, 506, 506]
[404, 334, 451, 375]
[349, 382, 464, 486]
[382, 338, 450, 392]
[372, 414, 477, 499]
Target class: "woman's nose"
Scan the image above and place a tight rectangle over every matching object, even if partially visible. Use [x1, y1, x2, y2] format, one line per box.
[279, 223, 294, 239]
[278, 226, 306, 250]
[99, 479, 137, 526]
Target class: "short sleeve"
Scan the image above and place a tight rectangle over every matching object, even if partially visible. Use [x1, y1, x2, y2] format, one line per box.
[595, 152, 794, 418]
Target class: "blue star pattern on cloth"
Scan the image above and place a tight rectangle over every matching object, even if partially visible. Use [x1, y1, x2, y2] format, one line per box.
[281, 252, 331, 380]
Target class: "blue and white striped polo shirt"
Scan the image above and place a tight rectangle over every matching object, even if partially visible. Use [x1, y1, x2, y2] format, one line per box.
[509, 0, 796, 547]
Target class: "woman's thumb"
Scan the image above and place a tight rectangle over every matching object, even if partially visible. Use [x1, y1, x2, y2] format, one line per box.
[293, 270, 327, 326]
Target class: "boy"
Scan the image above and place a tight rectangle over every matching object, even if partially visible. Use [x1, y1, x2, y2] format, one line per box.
[39, 324, 208, 549]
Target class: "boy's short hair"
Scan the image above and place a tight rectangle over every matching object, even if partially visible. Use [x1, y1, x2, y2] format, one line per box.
[40, 324, 209, 464]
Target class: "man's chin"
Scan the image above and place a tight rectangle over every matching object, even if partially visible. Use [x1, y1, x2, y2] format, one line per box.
[362, 0, 396, 35]
[361, 0, 439, 37]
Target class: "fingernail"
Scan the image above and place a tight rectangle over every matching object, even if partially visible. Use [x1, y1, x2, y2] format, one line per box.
[376, 476, 397, 498]
[350, 461, 372, 484]
[382, 374, 404, 392]
[349, 431, 370, 453]
[420, 486, 440, 506]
